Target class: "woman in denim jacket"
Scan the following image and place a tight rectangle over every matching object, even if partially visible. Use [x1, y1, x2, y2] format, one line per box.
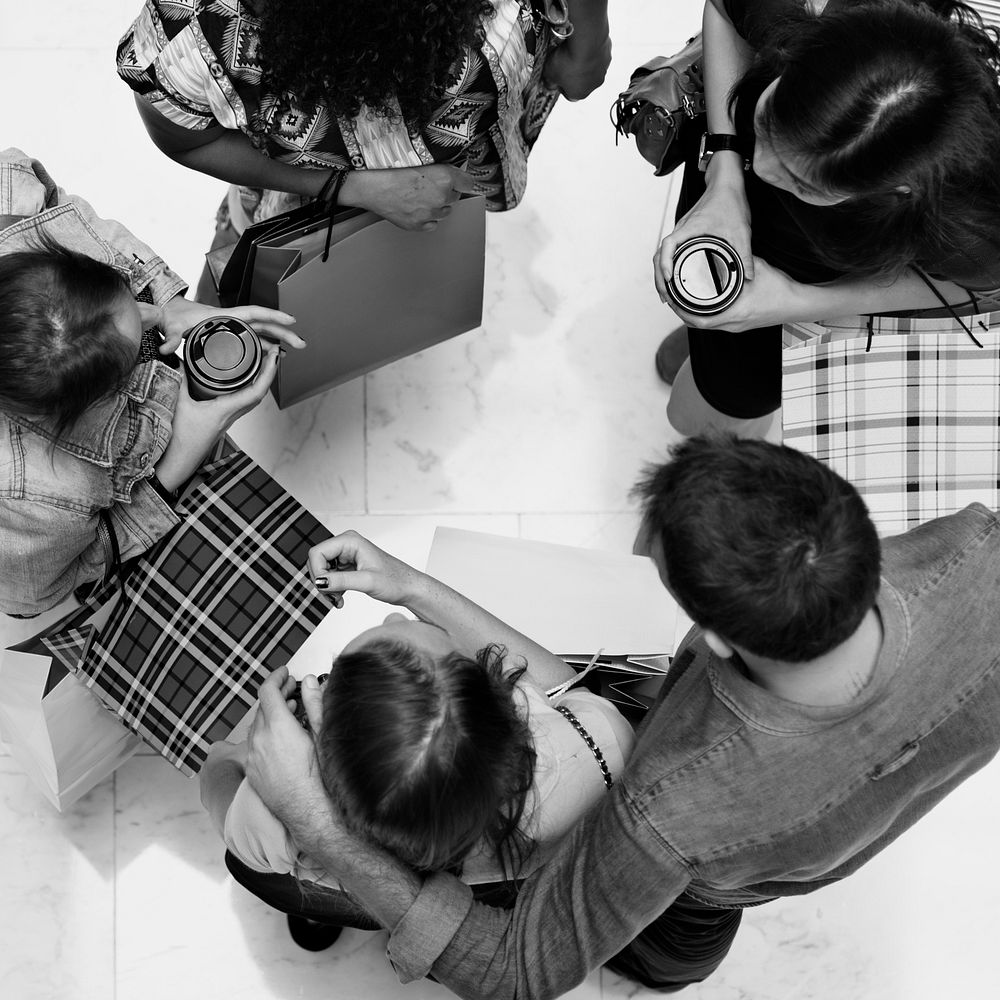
[0, 148, 303, 617]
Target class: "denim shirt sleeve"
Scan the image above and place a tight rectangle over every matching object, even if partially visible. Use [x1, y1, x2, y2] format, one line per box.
[387, 782, 693, 999]
[0, 147, 187, 304]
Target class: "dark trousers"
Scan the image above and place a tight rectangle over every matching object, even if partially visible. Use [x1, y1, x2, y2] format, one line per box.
[226, 853, 740, 991]
[675, 133, 841, 419]
[604, 892, 744, 992]
[224, 851, 521, 931]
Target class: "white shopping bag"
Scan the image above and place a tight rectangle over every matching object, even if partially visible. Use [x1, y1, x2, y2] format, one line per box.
[0, 598, 141, 811]
[426, 528, 688, 719]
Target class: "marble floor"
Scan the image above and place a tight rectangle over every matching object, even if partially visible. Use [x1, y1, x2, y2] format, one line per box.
[2, 2, 999, 999]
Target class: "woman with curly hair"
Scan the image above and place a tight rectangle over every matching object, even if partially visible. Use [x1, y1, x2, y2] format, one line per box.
[651, 0, 1000, 441]
[118, 0, 610, 295]
[200, 533, 635, 950]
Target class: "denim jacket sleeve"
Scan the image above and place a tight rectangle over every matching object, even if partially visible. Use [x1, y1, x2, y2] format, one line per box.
[0, 478, 179, 616]
[387, 779, 692, 999]
[0, 147, 187, 304]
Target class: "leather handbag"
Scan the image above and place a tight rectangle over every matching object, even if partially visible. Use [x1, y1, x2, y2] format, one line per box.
[611, 34, 706, 177]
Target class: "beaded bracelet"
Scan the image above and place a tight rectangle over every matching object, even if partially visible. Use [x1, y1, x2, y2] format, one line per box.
[555, 703, 614, 789]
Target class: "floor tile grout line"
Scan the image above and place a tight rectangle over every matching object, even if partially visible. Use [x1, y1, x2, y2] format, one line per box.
[112, 771, 118, 1000]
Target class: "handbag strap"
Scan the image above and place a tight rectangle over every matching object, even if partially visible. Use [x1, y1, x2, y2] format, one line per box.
[907, 265, 986, 348]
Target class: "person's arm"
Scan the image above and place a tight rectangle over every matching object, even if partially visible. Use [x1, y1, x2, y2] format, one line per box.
[0, 144, 190, 306]
[246, 668, 689, 1000]
[199, 740, 248, 837]
[152, 342, 283, 492]
[655, 0, 757, 285]
[135, 96, 479, 232]
[0, 488, 177, 616]
[308, 532, 578, 690]
[656, 254, 974, 332]
[542, 0, 611, 100]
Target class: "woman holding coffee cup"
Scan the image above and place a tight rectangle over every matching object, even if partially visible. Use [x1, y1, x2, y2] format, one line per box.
[0, 148, 303, 617]
[653, 0, 1000, 441]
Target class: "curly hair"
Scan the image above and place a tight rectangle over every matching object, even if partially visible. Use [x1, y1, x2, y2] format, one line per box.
[258, 0, 497, 119]
[315, 640, 536, 881]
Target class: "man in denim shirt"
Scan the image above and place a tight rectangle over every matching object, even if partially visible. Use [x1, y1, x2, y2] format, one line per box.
[246, 435, 1000, 997]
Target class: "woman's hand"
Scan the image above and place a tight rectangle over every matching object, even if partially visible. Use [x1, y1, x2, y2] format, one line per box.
[339, 165, 479, 231]
[154, 344, 281, 492]
[654, 159, 754, 304]
[307, 531, 425, 610]
[158, 297, 305, 356]
[662, 255, 810, 332]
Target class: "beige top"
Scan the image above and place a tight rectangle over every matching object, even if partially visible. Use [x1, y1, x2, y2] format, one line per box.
[223, 674, 635, 886]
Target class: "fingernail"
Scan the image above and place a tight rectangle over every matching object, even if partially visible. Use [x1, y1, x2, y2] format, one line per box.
[314, 577, 328, 588]
[334, 595, 344, 609]
[304, 675, 319, 689]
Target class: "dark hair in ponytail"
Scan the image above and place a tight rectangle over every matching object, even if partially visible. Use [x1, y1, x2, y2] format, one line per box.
[0, 240, 136, 440]
[731, 0, 1000, 278]
[316, 640, 536, 880]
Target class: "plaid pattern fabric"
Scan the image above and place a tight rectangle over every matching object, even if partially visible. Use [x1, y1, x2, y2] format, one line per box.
[64, 450, 331, 776]
[782, 328, 1000, 537]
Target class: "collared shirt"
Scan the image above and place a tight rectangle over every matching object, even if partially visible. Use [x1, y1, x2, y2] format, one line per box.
[116, 0, 555, 212]
[386, 504, 1000, 998]
[0, 148, 186, 615]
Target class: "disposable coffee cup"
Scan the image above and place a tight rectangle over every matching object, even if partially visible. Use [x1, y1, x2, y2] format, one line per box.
[666, 236, 745, 316]
[183, 316, 263, 400]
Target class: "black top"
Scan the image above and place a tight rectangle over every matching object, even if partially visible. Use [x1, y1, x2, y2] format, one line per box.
[721, 0, 1000, 288]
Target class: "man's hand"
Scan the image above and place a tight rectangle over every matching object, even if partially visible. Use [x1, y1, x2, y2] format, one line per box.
[245, 667, 339, 842]
[308, 530, 426, 610]
[158, 296, 306, 356]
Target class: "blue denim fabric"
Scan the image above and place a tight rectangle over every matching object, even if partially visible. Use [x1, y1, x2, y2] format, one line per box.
[388, 504, 1000, 999]
[0, 149, 185, 615]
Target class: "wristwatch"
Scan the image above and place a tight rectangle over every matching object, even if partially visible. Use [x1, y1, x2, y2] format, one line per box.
[698, 133, 751, 173]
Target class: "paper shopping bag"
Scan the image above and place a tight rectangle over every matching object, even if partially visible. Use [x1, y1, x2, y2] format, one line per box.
[425, 528, 681, 722]
[249, 208, 381, 310]
[0, 595, 141, 811]
[782, 327, 1000, 537]
[268, 196, 486, 407]
[73, 448, 333, 776]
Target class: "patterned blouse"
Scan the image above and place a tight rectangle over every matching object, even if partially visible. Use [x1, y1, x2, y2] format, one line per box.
[117, 0, 559, 213]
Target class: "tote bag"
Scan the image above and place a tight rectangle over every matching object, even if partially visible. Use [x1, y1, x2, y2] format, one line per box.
[218, 197, 487, 408]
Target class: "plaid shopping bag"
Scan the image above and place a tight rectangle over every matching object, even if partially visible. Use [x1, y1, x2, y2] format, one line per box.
[782, 326, 1000, 536]
[66, 449, 332, 775]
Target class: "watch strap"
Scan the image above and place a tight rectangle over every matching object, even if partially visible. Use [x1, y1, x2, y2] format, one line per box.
[703, 133, 747, 157]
